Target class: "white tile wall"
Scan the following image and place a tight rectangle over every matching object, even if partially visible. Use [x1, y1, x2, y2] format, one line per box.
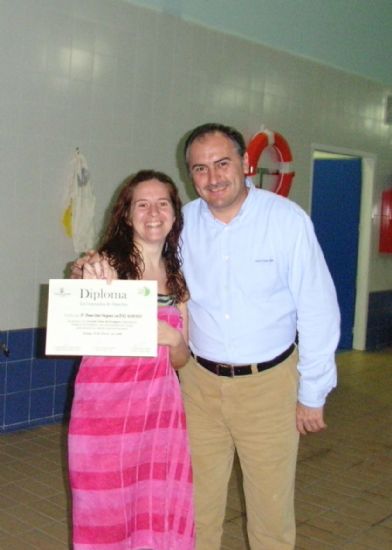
[0, 0, 391, 329]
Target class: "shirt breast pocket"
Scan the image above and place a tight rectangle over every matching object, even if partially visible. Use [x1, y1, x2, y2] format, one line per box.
[242, 254, 281, 302]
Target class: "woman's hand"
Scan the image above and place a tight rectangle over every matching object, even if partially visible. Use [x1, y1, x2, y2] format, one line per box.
[71, 250, 100, 279]
[158, 315, 190, 370]
[82, 258, 118, 281]
[158, 321, 183, 348]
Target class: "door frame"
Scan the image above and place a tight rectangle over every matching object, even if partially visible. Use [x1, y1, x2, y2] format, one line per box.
[309, 144, 376, 350]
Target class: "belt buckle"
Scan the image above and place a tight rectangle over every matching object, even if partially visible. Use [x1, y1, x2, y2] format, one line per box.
[217, 363, 235, 377]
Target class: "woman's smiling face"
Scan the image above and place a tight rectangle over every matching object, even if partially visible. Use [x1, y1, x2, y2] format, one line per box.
[128, 179, 176, 246]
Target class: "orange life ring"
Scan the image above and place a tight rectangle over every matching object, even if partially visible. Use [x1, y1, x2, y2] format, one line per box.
[246, 129, 295, 197]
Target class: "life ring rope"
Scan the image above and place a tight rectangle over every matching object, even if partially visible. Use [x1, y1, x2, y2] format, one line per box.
[261, 128, 275, 146]
[278, 162, 294, 174]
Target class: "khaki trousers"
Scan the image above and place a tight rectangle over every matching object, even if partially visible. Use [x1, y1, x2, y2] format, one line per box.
[179, 350, 299, 550]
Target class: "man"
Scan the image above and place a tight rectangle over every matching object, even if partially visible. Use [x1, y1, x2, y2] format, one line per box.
[72, 123, 340, 550]
[179, 123, 339, 549]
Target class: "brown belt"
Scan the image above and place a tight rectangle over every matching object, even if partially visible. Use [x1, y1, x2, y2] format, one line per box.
[191, 343, 295, 377]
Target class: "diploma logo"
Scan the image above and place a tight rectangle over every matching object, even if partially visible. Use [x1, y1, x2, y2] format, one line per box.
[80, 288, 127, 301]
[54, 287, 71, 297]
[138, 286, 151, 297]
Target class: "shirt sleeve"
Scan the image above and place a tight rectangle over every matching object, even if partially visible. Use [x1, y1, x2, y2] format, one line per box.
[287, 210, 340, 407]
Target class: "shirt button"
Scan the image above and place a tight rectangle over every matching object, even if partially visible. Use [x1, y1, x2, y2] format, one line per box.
[224, 313, 230, 320]
[223, 255, 229, 261]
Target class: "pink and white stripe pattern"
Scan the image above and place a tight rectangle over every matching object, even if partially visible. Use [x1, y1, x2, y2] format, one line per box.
[68, 306, 195, 549]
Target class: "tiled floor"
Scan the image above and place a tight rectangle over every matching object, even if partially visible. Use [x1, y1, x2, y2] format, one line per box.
[0, 349, 391, 549]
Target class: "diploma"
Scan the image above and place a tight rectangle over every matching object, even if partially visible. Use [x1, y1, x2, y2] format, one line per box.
[45, 279, 157, 357]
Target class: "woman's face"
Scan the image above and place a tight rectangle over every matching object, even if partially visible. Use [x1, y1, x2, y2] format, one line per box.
[128, 179, 175, 246]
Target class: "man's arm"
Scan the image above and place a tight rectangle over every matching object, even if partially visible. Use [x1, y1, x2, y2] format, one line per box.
[285, 209, 340, 432]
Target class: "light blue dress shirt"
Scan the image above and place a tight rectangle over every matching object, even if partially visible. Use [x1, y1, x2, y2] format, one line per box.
[181, 182, 340, 407]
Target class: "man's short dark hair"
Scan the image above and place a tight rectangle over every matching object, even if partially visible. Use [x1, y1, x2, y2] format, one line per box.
[184, 123, 246, 168]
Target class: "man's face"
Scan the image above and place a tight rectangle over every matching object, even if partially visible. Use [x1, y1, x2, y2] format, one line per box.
[187, 132, 249, 222]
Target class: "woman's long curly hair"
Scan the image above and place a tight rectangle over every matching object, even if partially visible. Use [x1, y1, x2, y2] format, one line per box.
[98, 170, 188, 304]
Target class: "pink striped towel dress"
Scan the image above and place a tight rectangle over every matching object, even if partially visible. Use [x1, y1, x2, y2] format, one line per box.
[68, 303, 195, 550]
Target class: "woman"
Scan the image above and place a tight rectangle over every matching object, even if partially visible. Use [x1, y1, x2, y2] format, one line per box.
[68, 170, 195, 549]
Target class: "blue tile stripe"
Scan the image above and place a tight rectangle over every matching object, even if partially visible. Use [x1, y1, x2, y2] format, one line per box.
[0, 327, 78, 432]
[2, 305, 389, 431]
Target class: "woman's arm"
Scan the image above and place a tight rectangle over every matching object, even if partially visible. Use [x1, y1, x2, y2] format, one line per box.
[158, 301, 190, 370]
